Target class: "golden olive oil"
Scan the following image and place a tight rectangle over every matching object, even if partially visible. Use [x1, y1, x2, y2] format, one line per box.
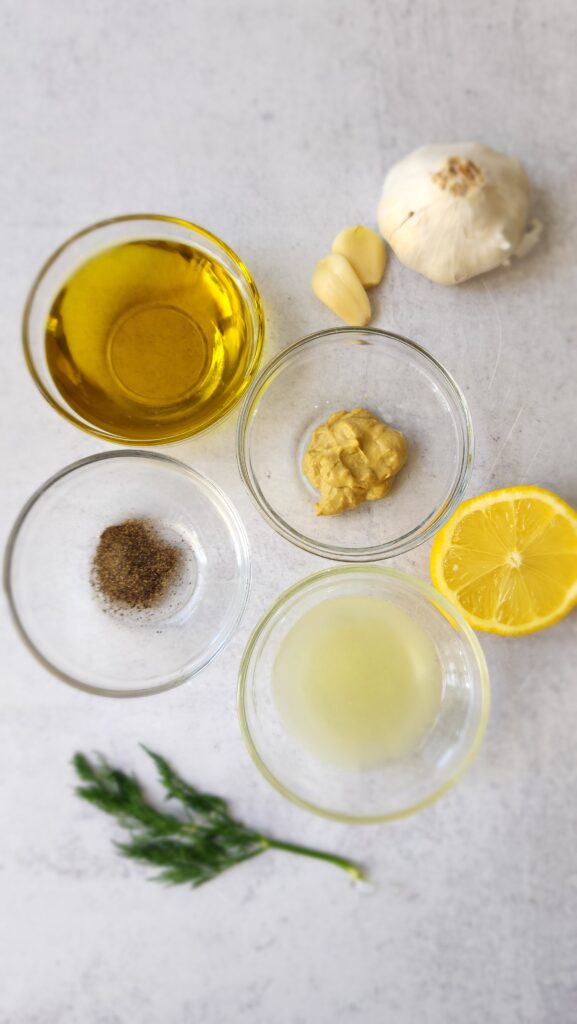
[273, 596, 443, 769]
[45, 239, 254, 442]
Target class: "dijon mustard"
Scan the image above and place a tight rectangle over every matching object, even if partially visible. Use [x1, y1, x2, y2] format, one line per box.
[303, 408, 407, 516]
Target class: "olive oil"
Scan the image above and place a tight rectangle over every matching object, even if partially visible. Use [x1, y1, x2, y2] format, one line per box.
[273, 596, 443, 769]
[45, 239, 254, 442]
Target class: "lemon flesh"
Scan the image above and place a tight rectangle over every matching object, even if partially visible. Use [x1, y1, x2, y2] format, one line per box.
[431, 486, 577, 635]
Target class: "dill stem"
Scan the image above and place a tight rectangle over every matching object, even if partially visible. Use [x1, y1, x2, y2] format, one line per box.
[264, 838, 364, 880]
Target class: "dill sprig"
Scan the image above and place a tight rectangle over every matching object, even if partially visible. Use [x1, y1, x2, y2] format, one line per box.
[73, 747, 364, 889]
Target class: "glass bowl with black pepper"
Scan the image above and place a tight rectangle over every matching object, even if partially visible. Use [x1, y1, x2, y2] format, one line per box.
[4, 452, 250, 696]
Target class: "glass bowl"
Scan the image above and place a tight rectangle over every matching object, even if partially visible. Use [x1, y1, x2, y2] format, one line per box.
[236, 328, 473, 561]
[23, 214, 264, 445]
[238, 567, 489, 823]
[4, 452, 250, 697]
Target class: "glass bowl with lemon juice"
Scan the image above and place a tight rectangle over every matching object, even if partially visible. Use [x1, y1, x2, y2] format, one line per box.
[238, 566, 489, 823]
[23, 215, 264, 444]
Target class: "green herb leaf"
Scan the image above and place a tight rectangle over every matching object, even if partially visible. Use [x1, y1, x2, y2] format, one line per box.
[141, 745, 230, 824]
[73, 748, 364, 889]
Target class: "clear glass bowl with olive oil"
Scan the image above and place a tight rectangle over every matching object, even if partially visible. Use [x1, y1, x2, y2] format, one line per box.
[23, 215, 264, 444]
[238, 566, 490, 823]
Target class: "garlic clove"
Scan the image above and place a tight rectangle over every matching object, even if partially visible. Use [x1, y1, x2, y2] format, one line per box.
[311, 253, 371, 326]
[331, 225, 387, 287]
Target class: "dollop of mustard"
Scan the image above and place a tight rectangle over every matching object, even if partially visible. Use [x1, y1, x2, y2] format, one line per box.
[303, 408, 407, 517]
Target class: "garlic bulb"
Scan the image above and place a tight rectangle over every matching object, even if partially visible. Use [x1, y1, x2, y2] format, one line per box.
[377, 143, 541, 285]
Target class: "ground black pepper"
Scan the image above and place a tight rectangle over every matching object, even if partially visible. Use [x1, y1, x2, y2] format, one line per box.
[92, 518, 183, 610]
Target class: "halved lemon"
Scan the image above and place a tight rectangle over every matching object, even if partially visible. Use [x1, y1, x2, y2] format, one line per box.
[431, 486, 577, 635]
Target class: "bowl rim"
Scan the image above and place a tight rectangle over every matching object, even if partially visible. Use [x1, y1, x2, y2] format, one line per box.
[238, 564, 490, 824]
[236, 326, 474, 561]
[4, 449, 251, 698]
[22, 213, 265, 446]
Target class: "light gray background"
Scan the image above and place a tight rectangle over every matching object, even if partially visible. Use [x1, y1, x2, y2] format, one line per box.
[1, 1, 576, 1022]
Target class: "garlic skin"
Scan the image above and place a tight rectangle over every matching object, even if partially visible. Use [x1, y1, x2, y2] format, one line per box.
[331, 225, 387, 287]
[378, 143, 541, 285]
[311, 253, 371, 325]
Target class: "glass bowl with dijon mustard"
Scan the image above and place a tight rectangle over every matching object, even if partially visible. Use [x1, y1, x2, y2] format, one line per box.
[23, 215, 264, 445]
[236, 327, 473, 561]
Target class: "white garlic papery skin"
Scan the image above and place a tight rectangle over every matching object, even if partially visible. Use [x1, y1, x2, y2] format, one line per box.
[377, 143, 542, 285]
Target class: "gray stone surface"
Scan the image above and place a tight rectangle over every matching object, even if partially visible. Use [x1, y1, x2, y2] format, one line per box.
[1, 1, 576, 1021]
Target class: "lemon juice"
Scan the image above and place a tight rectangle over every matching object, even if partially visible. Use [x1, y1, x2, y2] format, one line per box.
[272, 596, 443, 769]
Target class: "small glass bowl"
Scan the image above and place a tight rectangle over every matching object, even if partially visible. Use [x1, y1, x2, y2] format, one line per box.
[23, 214, 265, 445]
[4, 452, 250, 697]
[236, 327, 473, 561]
[238, 567, 489, 823]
